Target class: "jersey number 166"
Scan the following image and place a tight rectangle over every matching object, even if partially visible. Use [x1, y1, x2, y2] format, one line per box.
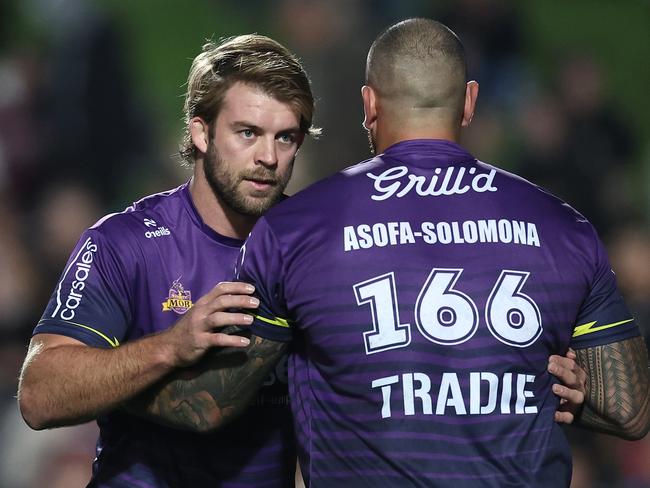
[353, 268, 542, 355]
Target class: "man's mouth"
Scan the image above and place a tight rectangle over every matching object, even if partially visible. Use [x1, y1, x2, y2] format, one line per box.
[244, 178, 277, 191]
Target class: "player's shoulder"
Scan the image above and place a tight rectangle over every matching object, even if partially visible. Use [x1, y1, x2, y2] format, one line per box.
[266, 156, 379, 216]
[493, 162, 588, 218]
[87, 184, 186, 242]
[491, 162, 601, 246]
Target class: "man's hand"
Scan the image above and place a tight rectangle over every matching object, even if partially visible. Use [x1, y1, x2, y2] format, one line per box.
[18, 281, 260, 430]
[162, 281, 258, 367]
[548, 349, 588, 424]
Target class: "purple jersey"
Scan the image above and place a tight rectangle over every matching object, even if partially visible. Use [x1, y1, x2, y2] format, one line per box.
[236, 140, 638, 487]
[35, 182, 294, 488]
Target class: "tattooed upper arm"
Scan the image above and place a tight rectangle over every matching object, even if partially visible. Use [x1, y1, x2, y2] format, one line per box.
[128, 334, 288, 433]
[574, 336, 650, 440]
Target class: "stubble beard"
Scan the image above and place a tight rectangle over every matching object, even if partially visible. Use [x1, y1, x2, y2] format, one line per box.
[203, 140, 292, 217]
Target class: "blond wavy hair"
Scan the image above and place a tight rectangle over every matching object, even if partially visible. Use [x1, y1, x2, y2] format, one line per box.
[180, 34, 320, 165]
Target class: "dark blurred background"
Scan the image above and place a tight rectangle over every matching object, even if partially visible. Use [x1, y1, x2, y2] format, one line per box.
[0, 1, 648, 486]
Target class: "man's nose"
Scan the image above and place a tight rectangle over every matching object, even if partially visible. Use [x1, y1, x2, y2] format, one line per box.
[255, 137, 278, 167]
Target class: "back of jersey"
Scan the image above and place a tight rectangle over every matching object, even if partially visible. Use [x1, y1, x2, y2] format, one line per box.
[240, 139, 638, 487]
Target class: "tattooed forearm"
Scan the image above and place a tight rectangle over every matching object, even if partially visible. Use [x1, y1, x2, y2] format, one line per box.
[128, 335, 288, 432]
[575, 336, 650, 440]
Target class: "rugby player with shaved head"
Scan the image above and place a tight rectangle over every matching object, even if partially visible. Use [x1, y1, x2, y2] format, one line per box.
[215, 19, 648, 486]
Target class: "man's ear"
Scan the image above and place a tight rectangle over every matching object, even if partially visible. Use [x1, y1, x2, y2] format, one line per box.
[361, 85, 378, 132]
[461, 81, 479, 127]
[190, 117, 210, 154]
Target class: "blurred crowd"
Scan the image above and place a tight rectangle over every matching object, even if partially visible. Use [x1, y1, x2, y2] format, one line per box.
[0, 1, 648, 487]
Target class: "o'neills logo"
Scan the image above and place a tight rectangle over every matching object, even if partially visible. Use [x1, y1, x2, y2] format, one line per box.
[52, 237, 98, 320]
[162, 278, 193, 314]
[145, 226, 171, 239]
[366, 165, 498, 201]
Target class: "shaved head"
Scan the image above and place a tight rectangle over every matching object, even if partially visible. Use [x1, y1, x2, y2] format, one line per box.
[366, 18, 467, 119]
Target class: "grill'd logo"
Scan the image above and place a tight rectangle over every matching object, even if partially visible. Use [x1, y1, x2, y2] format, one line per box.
[366, 165, 498, 201]
[162, 278, 193, 314]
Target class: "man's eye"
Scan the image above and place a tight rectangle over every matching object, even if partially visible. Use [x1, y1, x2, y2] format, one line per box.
[241, 129, 254, 138]
[279, 134, 296, 144]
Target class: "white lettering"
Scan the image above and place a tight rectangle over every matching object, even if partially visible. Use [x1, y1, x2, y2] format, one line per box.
[367, 165, 498, 201]
[367, 166, 409, 201]
[437, 222, 452, 244]
[501, 372, 512, 413]
[498, 219, 512, 243]
[513, 221, 527, 245]
[436, 372, 467, 415]
[54, 238, 98, 320]
[516, 374, 538, 414]
[403, 372, 432, 415]
[372, 375, 400, 418]
[463, 220, 478, 243]
[387, 222, 400, 245]
[343, 220, 541, 251]
[469, 372, 498, 414]
[421, 222, 437, 244]
[74, 266, 90, 282]
[472, 169, 498, 193]
[358, 224, 373, 249]
[478, 219, 498, 243]
[344, 226, 359, 251]
[528, 224, 540, 247]
[372, 371, 537, 419]
[60, 308, 74, 321]
[400, 222, 415, 244]
[451, 221, 465, 244]
[145, 226, 171, 239]
[372, 223, 389, 247]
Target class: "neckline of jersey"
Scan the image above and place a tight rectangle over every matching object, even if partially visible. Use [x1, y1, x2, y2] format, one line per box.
[179, 181, 245, 248]
[382, 138, 475, 162]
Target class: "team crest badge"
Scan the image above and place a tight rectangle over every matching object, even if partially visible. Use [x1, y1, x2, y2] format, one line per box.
[162, 278, 193, 314]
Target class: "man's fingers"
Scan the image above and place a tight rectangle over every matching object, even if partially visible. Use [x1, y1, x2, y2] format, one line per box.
[548, 354, 578, 372]
[209, 333, 251, 348]
[548, 361, 577, 388]
[552, 383, 584, 405]
[196, 281, 255, 306]
[554, 410, 575, 424]
[548, 354, 587, 390]
[206, 311, 254, 330]
[202, 293, 260, 315]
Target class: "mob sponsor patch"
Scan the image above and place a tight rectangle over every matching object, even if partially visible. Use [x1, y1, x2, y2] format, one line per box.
[162, 278, 193, 314]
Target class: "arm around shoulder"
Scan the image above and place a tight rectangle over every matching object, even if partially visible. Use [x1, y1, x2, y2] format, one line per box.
[574, 336, 650, 440]
[19, 281, 259, 431]
[17, 332, 178, 430]
[129, 333, 288, 433]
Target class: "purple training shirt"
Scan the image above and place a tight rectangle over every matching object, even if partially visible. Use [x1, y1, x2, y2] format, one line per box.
[236, 139, 639, 487]
[35, 182, 295, 488]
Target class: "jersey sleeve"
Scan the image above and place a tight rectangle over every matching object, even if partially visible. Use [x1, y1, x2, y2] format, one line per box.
[569, 230, 639, 349]
[235, 217, 292, 342]
[34, 228, 133, 348]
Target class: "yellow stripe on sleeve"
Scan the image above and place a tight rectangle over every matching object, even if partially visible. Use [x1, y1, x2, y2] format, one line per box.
[54, 320, 121, 348]
[572, 318, 634, 338]
[253, 313, 291, 328]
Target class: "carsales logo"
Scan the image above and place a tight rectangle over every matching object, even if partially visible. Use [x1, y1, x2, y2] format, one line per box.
[52, 237, 98, 321]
